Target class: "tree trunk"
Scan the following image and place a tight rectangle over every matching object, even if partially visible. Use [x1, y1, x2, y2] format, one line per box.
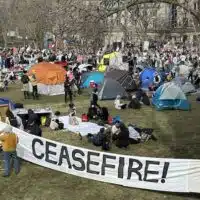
[33, 40, 38, 49]
[2, 32, 8, 48]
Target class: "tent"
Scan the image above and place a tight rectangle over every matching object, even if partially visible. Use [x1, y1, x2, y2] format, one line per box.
[81, 72, 104, 88]
[105, 69, 127, 80]
[140, 68, 157, 89]
[106, 70, 137, 91]
[173, 77, 196, 94]
[152, 82, 190, 110]
[98, 78, 128, 100]
[181, 82, 196, 94]
[28, 62, 67, 96]
[118, 72, 137, 91]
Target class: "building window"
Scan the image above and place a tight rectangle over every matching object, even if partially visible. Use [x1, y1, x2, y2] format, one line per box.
[194, 2, 198, 10]
[171, 4, 177, 28]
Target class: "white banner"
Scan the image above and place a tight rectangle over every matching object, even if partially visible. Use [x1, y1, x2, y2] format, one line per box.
[0, 122, 200, 194]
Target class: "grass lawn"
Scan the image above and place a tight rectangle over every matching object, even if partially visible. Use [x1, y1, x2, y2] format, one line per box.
[0, 83, 200, 200]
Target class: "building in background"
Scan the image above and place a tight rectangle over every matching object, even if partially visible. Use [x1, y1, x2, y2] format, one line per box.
[104, 0, 200, 49]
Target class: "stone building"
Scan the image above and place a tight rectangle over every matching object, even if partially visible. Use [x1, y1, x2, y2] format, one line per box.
[104, 0, 200, 48]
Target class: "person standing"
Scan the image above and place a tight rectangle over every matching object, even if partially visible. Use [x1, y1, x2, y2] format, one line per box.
[64, 76, 73, 103]
[29, 72, 38, 100]
[91, 88, 99, 107]
[21, 71, 30, 99]
[73, 68, 81, 94]
[0, 125, 20, 177]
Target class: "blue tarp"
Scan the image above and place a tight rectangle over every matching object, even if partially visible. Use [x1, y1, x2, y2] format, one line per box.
[81, 72, 104, 88]
[140, 68, 156, 89]
[0, 98, 15, 110]
[140, 68, 163, 90]
[152, 83, 190, 111]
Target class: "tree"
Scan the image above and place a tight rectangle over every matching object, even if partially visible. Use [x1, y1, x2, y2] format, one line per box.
[15, 0, 52, 49]
[0, 0, 19, 47]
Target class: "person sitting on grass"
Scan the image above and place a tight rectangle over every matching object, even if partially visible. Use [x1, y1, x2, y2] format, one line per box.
[87, 128, 105, 147]
[128, 95, 141, 109]
[87, 104, 98, 120]
[5, 109, 18, 128]
[114, 95, 127, 110]
[112, 121, 129, 148]
[26, 109, 42, 137]
[99, 107, 109, 123]
[68, 103, 79, 126]
[136, 89, 150, 106]
[50, 119, 59, 130]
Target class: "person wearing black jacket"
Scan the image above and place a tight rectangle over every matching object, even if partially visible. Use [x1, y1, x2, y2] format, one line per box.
[26, 109, 42, 137]
[112, 122, 129, 148]
[64, 76, 73, 103]
[73, 68, 81, 94]
[21, 71, 30, 99]
[91, 88, 99, 107]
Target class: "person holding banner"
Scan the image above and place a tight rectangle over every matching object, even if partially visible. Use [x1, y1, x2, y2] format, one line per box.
[0, 125, 20, 177]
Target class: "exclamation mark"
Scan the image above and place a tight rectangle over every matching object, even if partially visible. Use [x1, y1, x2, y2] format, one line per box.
[161, 162, 170, 183]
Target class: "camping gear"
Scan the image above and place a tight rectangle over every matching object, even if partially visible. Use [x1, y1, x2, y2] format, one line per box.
[14, 103, 24, 109]
[98, 78, 128, 100]
[82, 114, 88, 122]
[181, 82, 196, 94]
[13, 108, 53, 124]
[140, 68, 162, 89]
[59, 116, 103, 136]
[105, 70, 137, 91]
[112, 116, 121, 124]
[81, 72, 104, 88]
[28, 62, 67, 96]
[0, 98, 15, 110]
[58, 122, 64, 130]
[173, 77, 196, 94]
[152, 82, 191, 110]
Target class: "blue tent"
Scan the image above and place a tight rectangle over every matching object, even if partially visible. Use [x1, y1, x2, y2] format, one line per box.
[0, 98, 15, 110]
[81, 72, 104, 88]
[152, 82, 190, 111]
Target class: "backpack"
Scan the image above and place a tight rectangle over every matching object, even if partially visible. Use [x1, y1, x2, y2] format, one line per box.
[82, 114, 88, 122]
[58, 122, 64, 130]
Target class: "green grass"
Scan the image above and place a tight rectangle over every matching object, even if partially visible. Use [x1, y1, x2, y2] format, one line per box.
[0, 83, 200, 200]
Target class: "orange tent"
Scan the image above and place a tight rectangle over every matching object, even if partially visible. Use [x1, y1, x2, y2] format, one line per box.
[28, 62, 66, 85]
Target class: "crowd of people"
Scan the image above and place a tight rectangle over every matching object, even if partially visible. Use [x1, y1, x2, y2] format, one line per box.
[1, 41, 200, 178]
